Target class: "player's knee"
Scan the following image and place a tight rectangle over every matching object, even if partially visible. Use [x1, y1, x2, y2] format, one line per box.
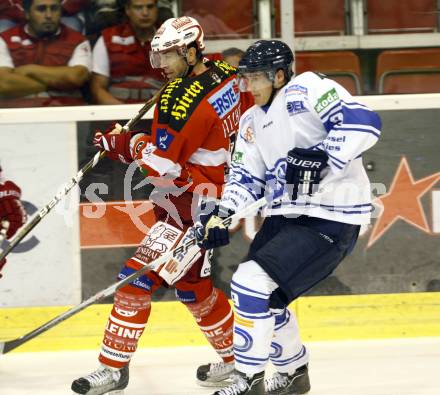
[232, 260, 275, 296]
[231, 261, 274, 314]
[176, 287, 221, 319]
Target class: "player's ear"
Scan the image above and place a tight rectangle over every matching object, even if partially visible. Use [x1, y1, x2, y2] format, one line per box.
[274, 69, 286, 89]
[186, 47, 198, 66]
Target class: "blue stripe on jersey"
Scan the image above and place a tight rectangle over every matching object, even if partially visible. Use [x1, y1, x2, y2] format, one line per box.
[320, 100, 381, 135]
[319, 100, 341, 121]
[230, 163, 265, 185]
[326, 151, 347, 165]
[329, 159, 344, 169]
[335, 125, 380, 139]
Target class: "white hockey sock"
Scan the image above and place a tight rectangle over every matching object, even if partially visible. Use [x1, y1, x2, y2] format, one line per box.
[231, 260, 278, 376]
[270, 307, 309, 375]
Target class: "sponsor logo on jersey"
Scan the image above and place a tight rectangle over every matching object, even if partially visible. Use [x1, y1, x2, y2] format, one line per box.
[156, 128, 174, 151]
[314, 88, 339, 113]
[287, 100, 309, 116]
[262, 120, 273, 129]
[208, 80, 240, 119]
[171, 80, 205, 121]
[285, 84, 308, 96]
[159, 78, 182, 113]
[214, 60, 236, 75]
[241, 126, 255, 143]
[232, 151, 244, 164]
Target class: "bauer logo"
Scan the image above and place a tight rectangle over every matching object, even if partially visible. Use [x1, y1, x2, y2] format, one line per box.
[315, 88, 339, 113]
[208, 80, 240, 119]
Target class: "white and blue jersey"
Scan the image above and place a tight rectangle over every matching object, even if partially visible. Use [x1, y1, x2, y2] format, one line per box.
[221, 71, 381, 225]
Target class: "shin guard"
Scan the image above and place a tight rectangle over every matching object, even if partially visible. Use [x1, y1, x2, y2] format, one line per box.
[99, 288, 152, 369]
[179, 287, 234, 362]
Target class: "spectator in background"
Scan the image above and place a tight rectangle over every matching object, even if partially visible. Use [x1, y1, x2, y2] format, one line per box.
[0, 0, 92, 108]
[91, 0, 164, 104]
[0, 0, 89, 33]
[222, 47, 244, 68]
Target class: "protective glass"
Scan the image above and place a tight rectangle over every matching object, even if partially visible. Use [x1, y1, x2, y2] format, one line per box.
[149, 49, 183, 69]
[239, 71, 272, 93]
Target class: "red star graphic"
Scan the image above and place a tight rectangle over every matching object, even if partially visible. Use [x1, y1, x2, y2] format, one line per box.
[367, 157, 440, 248]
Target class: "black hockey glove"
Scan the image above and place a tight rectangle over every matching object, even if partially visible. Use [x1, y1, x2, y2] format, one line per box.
[195, 205, 234, 250]
[285, 147, 328, 200]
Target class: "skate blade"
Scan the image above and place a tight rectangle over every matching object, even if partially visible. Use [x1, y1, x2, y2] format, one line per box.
[72, 390, 124, 395]
[197, 378, 232, 388]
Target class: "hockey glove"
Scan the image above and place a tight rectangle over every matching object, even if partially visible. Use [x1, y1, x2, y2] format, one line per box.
[195, 205, 234, 250]
[0, 181, 27, 239]
[285, 147, 328, 200]
[93, 123, 134, 164]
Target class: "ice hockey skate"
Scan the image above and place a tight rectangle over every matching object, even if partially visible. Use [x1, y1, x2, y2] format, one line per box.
[71, 364, 129, 394]
[265, 364, 310, 395]
[197, 361, 235, 387]
[211, 370, 265, 395]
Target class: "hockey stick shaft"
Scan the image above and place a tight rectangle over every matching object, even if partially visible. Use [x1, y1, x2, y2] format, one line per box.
[0, 88, 163, 262]
[0, 196, 268, 355]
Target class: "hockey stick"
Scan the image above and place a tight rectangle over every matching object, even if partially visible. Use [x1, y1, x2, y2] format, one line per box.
[0, 196, 268, 355]
[0, 87, 164, 263]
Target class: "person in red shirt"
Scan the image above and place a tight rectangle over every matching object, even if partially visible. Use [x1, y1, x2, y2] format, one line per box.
[0, 0, 92, 108]
[71, 16, 253, 395]
[0, 165, 27, 279]
[0, 0, 89, 33]
[91, 0, 164, 104]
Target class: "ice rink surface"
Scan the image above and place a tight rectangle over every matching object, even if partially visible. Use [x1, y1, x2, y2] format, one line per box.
[1, 337, 439, 395]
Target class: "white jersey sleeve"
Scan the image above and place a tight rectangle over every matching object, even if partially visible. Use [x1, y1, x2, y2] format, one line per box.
[67, 40, 92, 70]
[221, 107, 267, 212]
[306, 73, 381, 173]
[92, 36, 110, 77]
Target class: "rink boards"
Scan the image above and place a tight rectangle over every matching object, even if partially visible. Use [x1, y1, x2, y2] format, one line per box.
[1, 292, 440, 352]
[0, 94, 439, 351]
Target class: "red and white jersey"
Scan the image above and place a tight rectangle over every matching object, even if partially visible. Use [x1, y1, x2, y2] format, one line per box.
[134, 60, 254, 198]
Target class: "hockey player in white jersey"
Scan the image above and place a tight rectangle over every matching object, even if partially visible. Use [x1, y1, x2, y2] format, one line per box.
[195, 40, 381, 395]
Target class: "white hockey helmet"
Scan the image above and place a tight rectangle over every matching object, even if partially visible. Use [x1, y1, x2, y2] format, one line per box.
[150, 16, 205, 68]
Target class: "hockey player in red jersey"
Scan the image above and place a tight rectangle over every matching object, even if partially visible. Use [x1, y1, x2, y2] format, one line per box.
[71, 16, 253, 395]
[0, 165, 27, 278]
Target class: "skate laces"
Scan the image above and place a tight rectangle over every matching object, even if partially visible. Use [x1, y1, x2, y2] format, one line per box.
[216, 373, 248, 395]
[84, 366, 120, 387]
[265, 372, 288, 392]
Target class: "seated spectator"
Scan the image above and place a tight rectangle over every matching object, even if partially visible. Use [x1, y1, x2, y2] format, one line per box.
[0, 0, 92, 108]
[222, 47, 244, 68]
[0, 0, 89, 33]
[91, 0, 164, 104]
